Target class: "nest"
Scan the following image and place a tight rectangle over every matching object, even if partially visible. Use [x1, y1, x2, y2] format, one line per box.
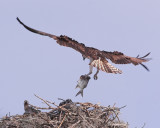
[0, 95, 128, 128]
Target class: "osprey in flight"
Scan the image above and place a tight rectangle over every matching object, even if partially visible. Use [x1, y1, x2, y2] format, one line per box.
[17, 17, 150, 80]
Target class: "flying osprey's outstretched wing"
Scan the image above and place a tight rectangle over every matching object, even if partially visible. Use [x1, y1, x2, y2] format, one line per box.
[17, 17, 86, 55]
[102, 51, 151, 71]
[17, 17, 150, 80]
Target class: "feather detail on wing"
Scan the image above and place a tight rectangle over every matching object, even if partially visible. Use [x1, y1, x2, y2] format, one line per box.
[102, 51, 150, 65]
[90, 58, 122, 74]
[17, 17, 86, 55]
[102, 51, 151, 71]
[17, 17, 57, 39]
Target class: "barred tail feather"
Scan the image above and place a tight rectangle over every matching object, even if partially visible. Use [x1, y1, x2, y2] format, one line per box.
[91, 59, 122, 74]
[105, 62, 122, 74]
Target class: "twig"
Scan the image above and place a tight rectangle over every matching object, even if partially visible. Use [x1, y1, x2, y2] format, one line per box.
[112, 110, 120, 122]
[119, 105, 127, 110]
[69, 120, 80, 128]
[34, 94, 54, 109]
[29, 104, 54, 110]
[58, 98, 65, 101]
[58, 114, 66, 128]
[59, 110, 62, 121]
[46, 100, 59, 107]
[38, 114, 50, 123]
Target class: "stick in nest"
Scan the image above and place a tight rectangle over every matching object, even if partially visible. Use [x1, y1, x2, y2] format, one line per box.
[57, 114, 66, 128]
[34, 94, 54, 109]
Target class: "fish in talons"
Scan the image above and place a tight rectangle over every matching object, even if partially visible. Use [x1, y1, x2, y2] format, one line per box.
[75, 75, 91, 97]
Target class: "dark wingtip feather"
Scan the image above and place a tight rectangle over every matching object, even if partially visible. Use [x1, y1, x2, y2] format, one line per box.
[16, 17, 30, 29]
[140, 63, 150, 71]
[136, 52, 151, 62]
[141, 52, 151, 58]
[136, 52, 151, 59]
[16, 17, 57, 39]
[17, 17, 23, 25]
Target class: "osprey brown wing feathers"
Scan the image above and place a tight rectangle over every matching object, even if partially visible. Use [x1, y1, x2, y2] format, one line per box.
[17, 17, 150, 79]
[102, 51, 150, 65]
[17, 17, 86, 55]
[57, 35, 86, 55]
[17, 18, 57, 39]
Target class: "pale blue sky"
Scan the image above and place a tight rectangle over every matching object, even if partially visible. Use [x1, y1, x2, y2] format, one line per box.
[0, 0, 159, 127]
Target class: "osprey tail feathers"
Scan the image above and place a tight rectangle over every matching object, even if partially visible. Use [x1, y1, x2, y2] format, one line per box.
[90, 59, 122, 74]
[105, 62, 122, 74]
